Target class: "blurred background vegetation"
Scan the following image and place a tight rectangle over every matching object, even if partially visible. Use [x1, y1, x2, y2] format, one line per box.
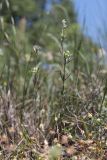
[0, 0, 99, 96]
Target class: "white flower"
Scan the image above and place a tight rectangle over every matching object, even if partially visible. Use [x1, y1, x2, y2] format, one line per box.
[33, 45, 40, 53]
[62, 19, 67, 28]
[64, 50, 70, 57]
[96, 118, 101, 122]
[88, 113, 93, 118]
[31, 67, 38, 73]
[55, 116, 58, 122]
[39, 123, 44, 131]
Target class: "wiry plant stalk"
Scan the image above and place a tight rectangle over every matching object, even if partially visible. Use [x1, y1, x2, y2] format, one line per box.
[61, 26, 66, 95]
[60, 19, 73, 95]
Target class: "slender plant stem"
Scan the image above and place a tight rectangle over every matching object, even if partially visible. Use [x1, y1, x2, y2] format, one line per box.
[61, 28, 66, 95]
